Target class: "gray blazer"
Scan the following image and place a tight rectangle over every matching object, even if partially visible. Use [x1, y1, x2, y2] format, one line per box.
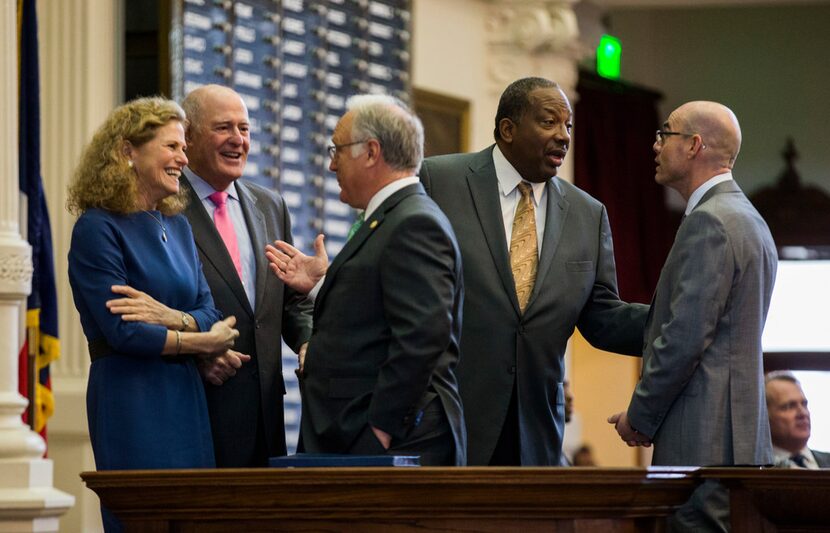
[628, 180, 777, 466]
[182, 174, 312, 467]
[813, 449, 830, 468]
[420, 146, 648, 466]
[300, 183, 467, 466]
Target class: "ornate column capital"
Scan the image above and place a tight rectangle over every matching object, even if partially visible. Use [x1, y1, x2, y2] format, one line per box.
[485, 0, 580, 55]
[0, 239, 33, 298]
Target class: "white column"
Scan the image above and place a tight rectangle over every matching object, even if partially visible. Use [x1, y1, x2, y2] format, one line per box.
[0, 1, 74, 531]
[37, 0, 122, 530]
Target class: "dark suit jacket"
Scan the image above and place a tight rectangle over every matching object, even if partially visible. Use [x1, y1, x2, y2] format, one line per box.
[182, 173, 312, 467]
[628, 180, 777, 467]
[420, 146, 647, 466]
[300, 183, 466, 466]
[812, 449, 830, 468]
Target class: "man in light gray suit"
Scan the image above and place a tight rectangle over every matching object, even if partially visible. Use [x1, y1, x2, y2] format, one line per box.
[420, 77, 648, 466]
[609, 101, 778, 532]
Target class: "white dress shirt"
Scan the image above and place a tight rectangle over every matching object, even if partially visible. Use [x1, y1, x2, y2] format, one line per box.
[492, 145, 546, 256]
[186, 170, 256, 309]
[685, 172, 733, 215]
[773, 445, 820, 469]
[308, 176, 420, 301]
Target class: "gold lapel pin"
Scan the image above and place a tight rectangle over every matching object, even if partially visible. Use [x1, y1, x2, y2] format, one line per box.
[369, 220, 379, 229]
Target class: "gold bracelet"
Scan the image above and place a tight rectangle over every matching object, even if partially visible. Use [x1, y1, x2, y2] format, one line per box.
[175, 330, 182, 355]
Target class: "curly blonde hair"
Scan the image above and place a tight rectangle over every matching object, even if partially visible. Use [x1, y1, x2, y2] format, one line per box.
[67, 96, 188, 216]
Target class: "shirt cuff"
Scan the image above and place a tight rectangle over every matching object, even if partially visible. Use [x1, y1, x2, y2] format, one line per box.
[307, 275, 326, 302]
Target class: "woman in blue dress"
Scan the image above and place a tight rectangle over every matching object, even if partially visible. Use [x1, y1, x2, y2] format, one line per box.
[67, 97, 247, 531]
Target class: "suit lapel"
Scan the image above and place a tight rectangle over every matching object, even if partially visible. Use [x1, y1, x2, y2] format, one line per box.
[236, 181, 269, 316]
[315, 183, 422, 311]
[466, 149, 521, 316]
[181, 173, 254, 317]
[527, 178, 570, 311]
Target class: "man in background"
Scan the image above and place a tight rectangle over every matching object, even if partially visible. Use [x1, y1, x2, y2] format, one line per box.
[609, 101, 778, 531]
[181, 84, 313, 467]
[766, 371, 830, 468]
[419, 77, 648, 466]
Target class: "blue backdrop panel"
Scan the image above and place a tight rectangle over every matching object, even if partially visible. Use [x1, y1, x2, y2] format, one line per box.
[174, 0, 412, 453]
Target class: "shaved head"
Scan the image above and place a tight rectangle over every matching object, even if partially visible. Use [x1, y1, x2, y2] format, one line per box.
[181, 84, 245, 134]
[180, 84, 250, 189]
[672, 101, 742, 168]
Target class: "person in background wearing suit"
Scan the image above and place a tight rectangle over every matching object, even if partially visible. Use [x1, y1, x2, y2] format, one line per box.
[418, 77, 648, 466]
[766, 371, 830, 468]
[609, 101, 778, 532]
[179, 84, 313, 467]
[266, 94, 466, 466]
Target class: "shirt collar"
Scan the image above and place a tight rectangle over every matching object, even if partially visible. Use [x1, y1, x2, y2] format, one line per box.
[364, 176, 419, 219]
[493, 145, 545, 206]
[773, 445, 818, 467]
[185, 167, 240, 202]
[685, 171, 733, 215]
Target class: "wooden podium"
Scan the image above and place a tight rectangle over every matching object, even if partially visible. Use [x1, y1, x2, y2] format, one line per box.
[82, 467, 696, 532]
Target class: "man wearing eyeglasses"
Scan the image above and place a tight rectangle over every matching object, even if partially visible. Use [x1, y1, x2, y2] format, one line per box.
[609, 101, 777, 532]
[266, 94, 466, 466]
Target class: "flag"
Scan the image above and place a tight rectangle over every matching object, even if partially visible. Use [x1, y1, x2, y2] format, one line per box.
[18, 0, 59, 444]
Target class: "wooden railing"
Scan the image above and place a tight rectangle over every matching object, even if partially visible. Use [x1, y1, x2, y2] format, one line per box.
[81, 466, 830, 532]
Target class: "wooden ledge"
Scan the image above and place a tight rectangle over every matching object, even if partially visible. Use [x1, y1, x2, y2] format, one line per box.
[82, 467, 697, 531]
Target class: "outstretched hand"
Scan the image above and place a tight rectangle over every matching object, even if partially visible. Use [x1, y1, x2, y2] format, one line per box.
[265, 234, 328, 294]
[608, 411, 652, 447]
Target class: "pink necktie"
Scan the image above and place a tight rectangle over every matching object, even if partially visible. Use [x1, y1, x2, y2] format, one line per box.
[208, 191, 244, 281]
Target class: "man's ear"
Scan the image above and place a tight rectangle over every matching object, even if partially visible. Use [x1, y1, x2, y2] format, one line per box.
[365, 138, 381, 166]
[498, 118, 516, 143]
[184, 121, 193, 144]
[688, 134, 706, 158]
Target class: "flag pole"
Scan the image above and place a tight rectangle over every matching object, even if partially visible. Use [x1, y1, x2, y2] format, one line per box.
[27, 321, 36, 431]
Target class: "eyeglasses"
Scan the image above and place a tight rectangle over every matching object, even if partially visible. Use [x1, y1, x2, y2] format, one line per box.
[655, 129, 697, 145]
[326, 139, 369, 159]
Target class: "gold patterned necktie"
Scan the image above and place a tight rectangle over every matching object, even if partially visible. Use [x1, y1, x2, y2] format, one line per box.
[510, 182, 538, 313]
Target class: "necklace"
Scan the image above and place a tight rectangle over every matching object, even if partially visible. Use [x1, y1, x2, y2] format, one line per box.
[143, 211, 168, 242]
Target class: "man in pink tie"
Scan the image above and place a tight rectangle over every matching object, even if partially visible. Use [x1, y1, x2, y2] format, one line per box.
[180, 85, 313, 467]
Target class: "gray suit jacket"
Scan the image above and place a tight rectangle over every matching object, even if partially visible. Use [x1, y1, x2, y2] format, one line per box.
[813, 449, 830, 468]
[182, 173, 312, 467]
[300, 183, 466, 466]
[420, 146, 648, 465]
[628, 180, 777, 466]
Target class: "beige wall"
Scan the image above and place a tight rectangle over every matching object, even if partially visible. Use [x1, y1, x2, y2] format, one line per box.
[412, 0, 494, 152]
[570, 332, 641, 466]
[608, 4, 830, 195]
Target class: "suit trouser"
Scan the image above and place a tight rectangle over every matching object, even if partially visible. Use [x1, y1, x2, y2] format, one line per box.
[667, 479, 730, 533]
[350, 396, 456, 466]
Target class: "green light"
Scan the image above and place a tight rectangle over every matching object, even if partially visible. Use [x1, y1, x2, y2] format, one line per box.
[597, 34, 622, 80]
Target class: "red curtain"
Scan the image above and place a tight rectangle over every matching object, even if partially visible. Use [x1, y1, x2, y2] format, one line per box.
[574, 71, 680, 304]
